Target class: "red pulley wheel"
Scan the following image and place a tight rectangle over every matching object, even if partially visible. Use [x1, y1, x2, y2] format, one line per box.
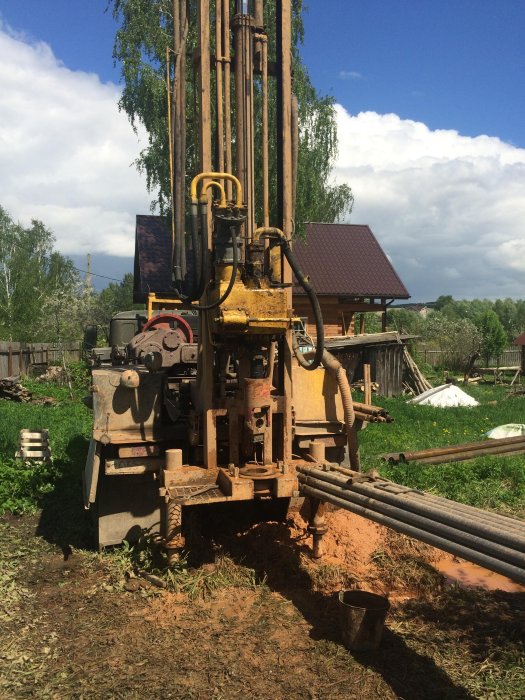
[141, 313, 194, 343]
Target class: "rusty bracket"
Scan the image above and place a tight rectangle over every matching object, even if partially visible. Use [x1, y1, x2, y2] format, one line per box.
[161, 483, 219, 503]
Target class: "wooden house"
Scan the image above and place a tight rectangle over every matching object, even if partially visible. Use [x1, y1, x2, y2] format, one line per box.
[292, 223, 410, 337]
[292, 223, 412, 397]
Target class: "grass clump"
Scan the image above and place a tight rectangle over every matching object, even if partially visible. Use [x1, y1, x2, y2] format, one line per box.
[99, 529, 264, 600]
[0, 378, 91, 516]
[358, 384, 525, 516]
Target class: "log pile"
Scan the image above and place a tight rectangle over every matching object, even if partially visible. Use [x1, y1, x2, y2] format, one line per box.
[0, 376, 32, 402]
[352, 401, 394, 424]
[402, 347, 432, 395]
[0, 375, 57, 405]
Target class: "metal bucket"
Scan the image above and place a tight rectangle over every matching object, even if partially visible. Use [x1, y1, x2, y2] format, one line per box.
[338, 589, 390, 651]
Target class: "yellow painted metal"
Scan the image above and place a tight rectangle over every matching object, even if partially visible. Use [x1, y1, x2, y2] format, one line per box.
[202, 180, 227, 207]
[253, 226, 285, 242]
[292, 363, 345, 423]
[210, 275, 291, 334]
[190, 171, 243, 207]
[147, 292, 182, 319]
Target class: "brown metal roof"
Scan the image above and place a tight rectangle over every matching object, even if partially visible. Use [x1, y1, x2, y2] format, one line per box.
[133, 215, 177, 303]
[292, 223, 409, 299]
[513, 332, 525, 346]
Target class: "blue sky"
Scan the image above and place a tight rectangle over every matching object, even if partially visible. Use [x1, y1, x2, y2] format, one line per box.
[301, 1, 525, 148]
[1, 1, 525, 300]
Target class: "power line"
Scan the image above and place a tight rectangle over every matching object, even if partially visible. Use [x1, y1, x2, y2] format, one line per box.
[3, 238, 125, 283]
[72, 266, 123, 283]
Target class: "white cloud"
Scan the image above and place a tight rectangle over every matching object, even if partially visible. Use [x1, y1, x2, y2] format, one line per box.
[0, 22, 152, 259]
[334, 106, 525, 300]
[339, 70, 363, 81]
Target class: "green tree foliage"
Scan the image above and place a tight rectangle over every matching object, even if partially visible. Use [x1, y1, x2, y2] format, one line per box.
[110, 0, 353, 230]
[97, 273, 142, 323]
[434, 295, 524, 342]
[476, 310, 507, 366]
[0, 206, 78, 342]
[387, 308, 426, 336]
[422, 312, 481, 371]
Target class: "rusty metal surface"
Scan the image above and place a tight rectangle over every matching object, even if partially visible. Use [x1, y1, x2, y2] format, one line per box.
[383, 435, 525, 465]
[297, 464, 525, 584]
[91, 367, 162, 442]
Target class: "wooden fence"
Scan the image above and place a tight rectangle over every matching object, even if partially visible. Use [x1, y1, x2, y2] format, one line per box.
[0, 341, 82, 379]
[417, 347, 521, 369]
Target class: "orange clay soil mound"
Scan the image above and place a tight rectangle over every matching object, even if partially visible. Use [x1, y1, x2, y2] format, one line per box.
[289, 505, 385, 580]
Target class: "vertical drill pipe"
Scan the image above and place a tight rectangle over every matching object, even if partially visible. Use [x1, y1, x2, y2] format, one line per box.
[179, 0, 187, 277]
[234, 10, 246, 209]
[172, 1, 187, 282]
[291, 93, 299, 223]
[245, 10, 256, 240]
[222, 0, 233, 201]
[197, 0, 215, 471]
[261, 35, 269, 227]
[166, 45, 176, 269]
[215, 0, 224, 174]
[278, 0, 293, 461]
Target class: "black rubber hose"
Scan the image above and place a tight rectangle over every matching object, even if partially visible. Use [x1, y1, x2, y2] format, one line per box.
[191, 225, 239, 311]
[279, 240, 324, 370]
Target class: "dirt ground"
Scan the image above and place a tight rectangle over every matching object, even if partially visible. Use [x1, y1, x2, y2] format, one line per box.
[1, 505, 524, 700]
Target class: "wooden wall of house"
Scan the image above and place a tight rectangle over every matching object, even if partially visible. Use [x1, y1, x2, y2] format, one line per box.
[366, 344, 405, 397]
[331, 343, 405, 398]
[294, 296, 387, 338]
[294, 296, 356, 337]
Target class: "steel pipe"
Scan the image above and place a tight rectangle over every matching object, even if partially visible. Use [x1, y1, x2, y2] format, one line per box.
[384, 435, 525, 464]
[299, 482, 525, 585]
[298, 473, 525, 568]
[411, 442, 525, 465]
[301, 466, 525, 539]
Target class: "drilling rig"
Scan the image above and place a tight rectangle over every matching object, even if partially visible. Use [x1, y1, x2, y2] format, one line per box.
[83, 1, 525, 586]
[83, 0, 349, 554]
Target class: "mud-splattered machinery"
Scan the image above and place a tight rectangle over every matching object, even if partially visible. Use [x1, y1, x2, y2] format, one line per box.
[83, 1, 525, 586]
[83, 0, 349, 554]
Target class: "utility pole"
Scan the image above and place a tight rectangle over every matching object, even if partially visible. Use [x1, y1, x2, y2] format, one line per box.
[85, 253, 92, 292]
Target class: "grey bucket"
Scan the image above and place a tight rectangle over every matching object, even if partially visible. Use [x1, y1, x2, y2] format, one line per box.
[338, 589, 390, 651]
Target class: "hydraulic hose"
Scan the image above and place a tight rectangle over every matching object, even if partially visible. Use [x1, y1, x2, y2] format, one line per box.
[253, 227, 324, 371]
[282, 242, 324, 371]
[321, 349, 355, 456]
[190, 225, 239, 311]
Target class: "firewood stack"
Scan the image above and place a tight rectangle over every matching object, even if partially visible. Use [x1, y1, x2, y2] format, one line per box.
[0, 376, 32, 402]
[402, 347, 432, 395]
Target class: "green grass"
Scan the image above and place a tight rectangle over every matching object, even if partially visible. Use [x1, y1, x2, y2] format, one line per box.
[0, 378, 91, 515]
[1, 377, 524, 519]
[358, 384, 525, 516]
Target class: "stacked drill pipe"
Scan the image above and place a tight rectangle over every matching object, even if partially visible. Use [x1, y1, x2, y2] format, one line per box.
[297, 464, 525, 584]
[383, 435, 525, 465]
[352, 401, 394, 424]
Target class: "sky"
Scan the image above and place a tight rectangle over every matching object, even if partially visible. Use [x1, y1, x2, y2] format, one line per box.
[0, 1, 524, 301]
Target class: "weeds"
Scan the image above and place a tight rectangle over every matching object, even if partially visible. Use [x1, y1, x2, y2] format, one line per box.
[96, 528, 264, 600]
[357, 384, 525, 516]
